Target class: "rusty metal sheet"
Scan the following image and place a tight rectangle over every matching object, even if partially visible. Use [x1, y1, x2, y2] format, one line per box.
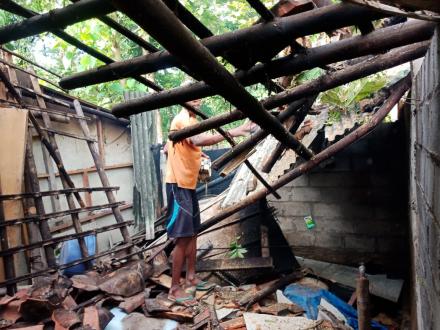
[83, 306, 100, 330]
[52, 309, 81, 330]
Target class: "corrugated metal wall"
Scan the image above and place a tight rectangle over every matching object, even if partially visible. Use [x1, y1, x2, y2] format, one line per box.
[124, 91, 160, 239]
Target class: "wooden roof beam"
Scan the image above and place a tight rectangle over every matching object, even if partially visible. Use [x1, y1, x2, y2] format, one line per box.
[0, 0, 116, 44]
[111, 0, 314, 161]
[59, 3, 385, 90]
[111, 20, 433, 118]
[170, 40, 428, 148]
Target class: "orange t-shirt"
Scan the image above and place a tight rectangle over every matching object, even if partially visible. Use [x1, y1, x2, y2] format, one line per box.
[165, 110, 201, 190]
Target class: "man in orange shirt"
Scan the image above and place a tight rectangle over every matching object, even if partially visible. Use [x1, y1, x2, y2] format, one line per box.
[165, 99, 254, 305]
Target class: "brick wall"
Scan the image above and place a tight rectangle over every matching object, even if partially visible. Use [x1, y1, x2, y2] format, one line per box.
[268, 122, 408, 272]
[410, 27, 440, 329]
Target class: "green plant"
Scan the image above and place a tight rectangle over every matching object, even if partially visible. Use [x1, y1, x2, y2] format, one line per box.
[228, 236, 248, 259]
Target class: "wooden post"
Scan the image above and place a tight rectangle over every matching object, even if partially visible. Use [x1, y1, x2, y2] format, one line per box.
[73, 100, 133, 248]
[24, 129, 57, 267]
[357, 264, 371, 330]
[0, 180, 16, 295]
[96, 117, 105, 166]
[41, 145, 61, 212]
[82, 170, 92, 207]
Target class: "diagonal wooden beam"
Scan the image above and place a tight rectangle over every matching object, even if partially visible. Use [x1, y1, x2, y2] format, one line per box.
[168, 39, 430, 142]
[0, 0, 116, 44]
[246, 0, 276, 21]
[111, 0, 314, 161]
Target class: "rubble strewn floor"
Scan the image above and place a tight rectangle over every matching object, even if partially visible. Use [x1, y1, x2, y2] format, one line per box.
[0, 257, 407, 330]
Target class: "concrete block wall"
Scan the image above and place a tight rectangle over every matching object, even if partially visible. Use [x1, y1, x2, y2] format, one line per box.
[268, 122, 408, 271]
[410, 27, 440, 330]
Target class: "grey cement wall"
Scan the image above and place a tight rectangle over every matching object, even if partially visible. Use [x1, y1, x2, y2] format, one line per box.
[410, 27, 440, 330]
[268, 122, 408, 272]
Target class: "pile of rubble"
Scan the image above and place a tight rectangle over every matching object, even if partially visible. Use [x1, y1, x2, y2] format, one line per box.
[0, 256, 403, 330]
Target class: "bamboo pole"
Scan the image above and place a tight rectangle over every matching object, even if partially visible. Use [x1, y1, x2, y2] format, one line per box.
[60, 3, 384, 90]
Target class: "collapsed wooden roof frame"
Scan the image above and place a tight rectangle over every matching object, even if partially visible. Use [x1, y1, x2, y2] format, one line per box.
[0, 0, 435, 282]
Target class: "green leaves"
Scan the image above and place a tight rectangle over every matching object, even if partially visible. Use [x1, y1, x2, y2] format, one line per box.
[320, 73, 387, 111]
[228, 236, 248, 259]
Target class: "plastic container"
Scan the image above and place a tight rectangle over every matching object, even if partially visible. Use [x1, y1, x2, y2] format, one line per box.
[58, 235, 96, 277]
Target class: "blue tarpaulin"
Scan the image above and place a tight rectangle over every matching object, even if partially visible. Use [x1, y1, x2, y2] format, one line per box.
[283, 284, 387, 330]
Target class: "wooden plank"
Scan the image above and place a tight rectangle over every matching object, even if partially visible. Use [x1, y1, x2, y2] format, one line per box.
[50, 203, 132, 234]
[83, 171, 92, 207]
[37, 162, 133, 179]
[0, 201, 126, 227]
[38, 127, 96, 142]
[41, 144, 61, 212]
[196, 257, 273, 272]
[96, 118, 105, 166]
[0, 107, 28, 279]
[0, 186, 120, 201]
[0, 181, 16, 294]
[24, 128, 56, 267]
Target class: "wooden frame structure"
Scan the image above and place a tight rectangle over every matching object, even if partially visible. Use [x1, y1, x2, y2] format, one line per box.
[0, 0, 435, 289]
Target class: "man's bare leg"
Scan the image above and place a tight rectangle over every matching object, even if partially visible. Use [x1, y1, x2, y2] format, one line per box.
[185, 235, 198, 285]
[169, 237, 194, 301]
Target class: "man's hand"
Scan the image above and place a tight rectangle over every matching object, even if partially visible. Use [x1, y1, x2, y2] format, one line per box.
[229, 121, 258, 137]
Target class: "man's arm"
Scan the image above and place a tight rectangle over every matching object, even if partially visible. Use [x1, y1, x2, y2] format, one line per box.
[190, 121, 257, 147]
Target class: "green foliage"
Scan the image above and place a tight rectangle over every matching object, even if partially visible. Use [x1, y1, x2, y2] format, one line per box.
[228, 236, 248, 259]
[320, 73, 387, 110]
